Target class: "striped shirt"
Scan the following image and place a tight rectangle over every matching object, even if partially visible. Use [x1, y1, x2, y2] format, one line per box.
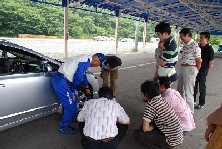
[77, 98, 129, 140]
[180, 39, 201, 65]
[143, 95, 183, 147]
[158, 36, 178, 77]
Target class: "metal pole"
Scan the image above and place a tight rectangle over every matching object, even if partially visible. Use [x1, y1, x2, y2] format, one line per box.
[143, 17, 148, 52]
[134, 18, 139, 52]
[115, 10, 120, 54]
[64, 0, 69, 59]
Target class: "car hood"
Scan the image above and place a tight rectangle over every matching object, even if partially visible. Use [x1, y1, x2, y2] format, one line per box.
[0, 40, 62, 66]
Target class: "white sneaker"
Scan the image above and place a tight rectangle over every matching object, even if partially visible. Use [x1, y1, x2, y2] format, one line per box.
[112, 98, 116, 102]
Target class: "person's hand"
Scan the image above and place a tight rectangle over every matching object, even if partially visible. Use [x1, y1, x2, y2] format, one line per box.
[85, 88, 91, 94]
[205, 124, 216, 142]
[153, 70, 158, 81]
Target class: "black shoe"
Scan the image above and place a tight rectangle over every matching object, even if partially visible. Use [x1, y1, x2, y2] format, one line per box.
[195, 104, 204, 109]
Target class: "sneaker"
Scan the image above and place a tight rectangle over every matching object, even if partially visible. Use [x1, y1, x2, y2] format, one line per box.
[183, 131, 189, 136]
[60, 125, 79, 134]
[111, 96, 117, 102]
[195, 104, 204, 109]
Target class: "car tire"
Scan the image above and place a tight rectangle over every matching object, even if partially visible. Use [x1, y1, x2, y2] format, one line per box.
[58, 82, 93, 114]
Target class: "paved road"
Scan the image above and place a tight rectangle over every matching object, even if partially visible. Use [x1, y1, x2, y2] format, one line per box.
[0, 52, 222, 149]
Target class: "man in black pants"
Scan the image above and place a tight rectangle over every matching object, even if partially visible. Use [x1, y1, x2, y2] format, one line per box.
[194, 32, 214, 109]
[77, 87, 130, 149]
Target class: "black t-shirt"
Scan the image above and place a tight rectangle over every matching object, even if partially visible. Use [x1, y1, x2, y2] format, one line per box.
[199, 44, 214, 71]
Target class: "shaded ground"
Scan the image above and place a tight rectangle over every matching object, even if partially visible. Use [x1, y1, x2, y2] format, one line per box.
[0, 52, 222, 149]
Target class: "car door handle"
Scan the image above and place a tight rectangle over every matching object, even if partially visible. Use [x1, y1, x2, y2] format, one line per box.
[0, 84, 5, 87]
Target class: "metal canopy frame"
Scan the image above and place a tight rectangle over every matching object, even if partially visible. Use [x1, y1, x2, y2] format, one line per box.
[29, 0, 222, 58]
[30, 0, 222, 34]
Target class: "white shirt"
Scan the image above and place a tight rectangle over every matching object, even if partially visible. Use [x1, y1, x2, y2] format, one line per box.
[58, 54, 91, 82]
[77, 98, 129, 140]
[180, 39, 201, 65]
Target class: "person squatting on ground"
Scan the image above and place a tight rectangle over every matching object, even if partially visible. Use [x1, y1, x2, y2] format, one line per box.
[52, 53, 106, 134]
[158, 76, 195, 135]
[77, 86, 130, 149]
[205, 103, 222, 149]
[194, 32, 214, 110]
[133, 80, 183, 149]
[154, 22, 179, 83]
[177, 28, 202, 114]
[100, 54, 122, 100]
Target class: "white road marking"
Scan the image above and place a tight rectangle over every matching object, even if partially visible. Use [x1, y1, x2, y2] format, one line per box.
[93, 56, 181, 74]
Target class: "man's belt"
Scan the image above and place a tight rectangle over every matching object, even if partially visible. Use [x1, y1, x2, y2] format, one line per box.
[85, 136, 114, 143]
[181, 64, 196, 67]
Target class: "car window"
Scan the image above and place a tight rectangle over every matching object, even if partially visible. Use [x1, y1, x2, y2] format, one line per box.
[0, 48, 59, 75]
[219, 45, 222, 48]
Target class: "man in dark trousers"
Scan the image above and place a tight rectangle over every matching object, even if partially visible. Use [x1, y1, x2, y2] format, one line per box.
[77, 87, 130, 149]
[194, 32, 214, 109]
[100, 54, 122, 100]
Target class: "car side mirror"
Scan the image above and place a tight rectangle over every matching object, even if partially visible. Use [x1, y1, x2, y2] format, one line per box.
[45, 63, 52, 72]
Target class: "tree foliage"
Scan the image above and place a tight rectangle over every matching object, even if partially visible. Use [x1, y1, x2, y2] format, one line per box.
[1, 0, 221, 45]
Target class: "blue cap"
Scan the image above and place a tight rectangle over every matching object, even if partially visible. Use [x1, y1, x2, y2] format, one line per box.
[96, 53, 106, 64]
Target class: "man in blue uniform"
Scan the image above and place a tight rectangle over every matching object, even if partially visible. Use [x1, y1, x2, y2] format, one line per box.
[52, 53, 106, 134]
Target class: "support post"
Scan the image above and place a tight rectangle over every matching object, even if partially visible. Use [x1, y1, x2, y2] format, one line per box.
[64, 0, 69, 59]
[134, 18, 140, 52]
[115, 10, 120, 55]
[143, 17, 148, 52]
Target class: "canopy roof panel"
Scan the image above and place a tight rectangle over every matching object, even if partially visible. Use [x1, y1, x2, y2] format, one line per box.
[31, 0, 222, 35]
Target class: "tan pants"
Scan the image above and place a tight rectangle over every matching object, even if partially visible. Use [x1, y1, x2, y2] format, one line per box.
[100, 69, 118, 97]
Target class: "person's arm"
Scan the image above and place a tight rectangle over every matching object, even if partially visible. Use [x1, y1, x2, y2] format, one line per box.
[205, 124, 217, 142]
[158, 55, 166, 66]
[77, 101, 88, 122]
[153, 67, 158, 80]
[207, 105, 222, 126]
[194, 44, 202, 71]
[143, 120, 154, 132]
[72, 61, 90, 92]
[116, 104, 130, 125]
[195, 57, 202, 71]
[208, 46, 214, 70]
[208, 60, 214, 70]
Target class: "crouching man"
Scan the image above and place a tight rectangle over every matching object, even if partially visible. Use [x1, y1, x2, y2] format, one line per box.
[133, 80, 183, 149]
[77, 87, 130, 149]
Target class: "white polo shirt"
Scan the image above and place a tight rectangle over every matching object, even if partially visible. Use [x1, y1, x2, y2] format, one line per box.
[77, 98, 129, 140]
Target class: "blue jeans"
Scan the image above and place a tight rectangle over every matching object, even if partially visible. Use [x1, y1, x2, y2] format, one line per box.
[194, 69, 208, 106]
[52, 72, 78, 128]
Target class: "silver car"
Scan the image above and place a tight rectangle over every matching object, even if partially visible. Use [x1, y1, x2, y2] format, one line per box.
[0, 40, 99, 132]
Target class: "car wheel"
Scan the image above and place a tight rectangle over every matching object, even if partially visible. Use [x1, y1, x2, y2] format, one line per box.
[57, 83, 93, 114]
[77, 83, 93, 111]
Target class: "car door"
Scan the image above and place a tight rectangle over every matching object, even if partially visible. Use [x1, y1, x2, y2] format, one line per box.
[0, 50, 59, 124]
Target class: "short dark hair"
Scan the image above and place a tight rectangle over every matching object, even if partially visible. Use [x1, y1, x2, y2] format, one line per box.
[155, 22, 171, 34]
[98, 87, 113, 99]
[158, 76, 171, 89]
[141, 80, 160, 99]
[200, 32, 210, 41]
[106, 57, 119, 69]
[179, 28, 192, 38]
